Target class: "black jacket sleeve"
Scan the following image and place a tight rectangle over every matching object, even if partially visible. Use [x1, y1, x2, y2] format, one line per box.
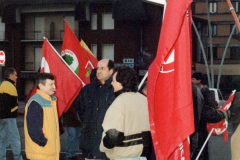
[77, 88, 86, 123]
[26, 101, 47, 146]
[202, 105, 225, 123]
[103, 129, 124, 149]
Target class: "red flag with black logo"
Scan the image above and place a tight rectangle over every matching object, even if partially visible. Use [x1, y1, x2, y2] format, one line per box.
[147, 0, 194, 159]
[41, 38, 82, 117]
[62, 19, 93, 85]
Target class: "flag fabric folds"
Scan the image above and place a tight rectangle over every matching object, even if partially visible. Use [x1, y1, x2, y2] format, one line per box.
[147, 0, 194, 159]
[62, 19, 93, 85]
[41, 38, 82, 118]
[207, 90, 236, 142]
[80, 39, 98, 68]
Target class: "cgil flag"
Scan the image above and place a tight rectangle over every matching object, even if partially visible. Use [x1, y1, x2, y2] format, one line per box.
[147, 0, 194, 159]
[80, 39, 98, 68]
[41, 38, 82, 118]
[207, 90, 236, 142]
[61, 19, 94, 85]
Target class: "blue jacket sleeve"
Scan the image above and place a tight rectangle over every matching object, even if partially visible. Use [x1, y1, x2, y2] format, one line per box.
[26, 101, 47, 146]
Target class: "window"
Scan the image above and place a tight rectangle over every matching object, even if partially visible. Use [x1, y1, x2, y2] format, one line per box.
[102, 44, 114, 61]
[91, 13, 97, 30]
[102, 13, 114, 30]
[230, 24, 239, 34]
[208, 24, 217, 36]
[91, 44, 97, 58]
[232, 2, 240, 13]
[230, 47, 240, 59]
[209, 2, 217, 13]
[207, 47, 217, 60]
[0, 18, 5, 40]
[34, 17, 44, 40]
[212, 25, 217, 36]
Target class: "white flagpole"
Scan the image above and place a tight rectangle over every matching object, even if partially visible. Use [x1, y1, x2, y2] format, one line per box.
[138, 71, 148, 91]
[195, 128, 214, 160]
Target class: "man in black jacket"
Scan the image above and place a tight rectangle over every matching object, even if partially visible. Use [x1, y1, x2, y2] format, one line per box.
[0, 68, 23, 160]
[191, 72, 225, 160]
[77, 59, 115, 160]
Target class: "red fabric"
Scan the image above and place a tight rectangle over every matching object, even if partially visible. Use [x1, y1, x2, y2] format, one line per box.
[168, 138, 190, 160]
[147, 0, 193, 159]
[207, 90, 236, 142]
[80, 39, 98, 68]
[62, 19, 92, 85]
[41, 38, 82, 118]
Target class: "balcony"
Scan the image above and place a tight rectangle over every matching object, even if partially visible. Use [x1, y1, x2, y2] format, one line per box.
[22, 30, 78, 42]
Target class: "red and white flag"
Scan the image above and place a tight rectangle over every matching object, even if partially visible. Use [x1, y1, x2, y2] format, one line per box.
[207, 90, 236, 142]
[41, 38, 82, 118]
[147, 0, 194, 159]
[62, 19, 93, 85]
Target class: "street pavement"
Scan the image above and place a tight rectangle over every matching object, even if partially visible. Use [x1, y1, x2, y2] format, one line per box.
[6, 101, 233, 160]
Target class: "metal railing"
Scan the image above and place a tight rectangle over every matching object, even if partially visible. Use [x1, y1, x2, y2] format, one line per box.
[24, 30, 78, 41]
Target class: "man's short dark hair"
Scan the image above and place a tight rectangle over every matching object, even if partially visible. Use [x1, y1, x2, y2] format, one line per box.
[113, 66, 138, 92]
[192, 72, 204, 81]
[107, 60, 114, 70]
[36, 73, 55, 89]
[5, 68, 16, 78]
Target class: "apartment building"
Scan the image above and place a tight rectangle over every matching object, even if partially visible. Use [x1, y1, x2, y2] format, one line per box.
[193, 0, 240, 92]
[0, 0, 163, 98]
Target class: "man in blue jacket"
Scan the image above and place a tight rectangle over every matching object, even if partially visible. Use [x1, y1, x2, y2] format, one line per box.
[77, 59, 115, 160]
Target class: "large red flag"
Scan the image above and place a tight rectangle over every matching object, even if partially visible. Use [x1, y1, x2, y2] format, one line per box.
[61, 19, 93, 85]
[147, 0, 194, 159]
[41, 38, 82, 118]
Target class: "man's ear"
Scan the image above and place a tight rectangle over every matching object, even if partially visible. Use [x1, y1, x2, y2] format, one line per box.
[110, 69, 113, 75]
[38, 83, 43, 89]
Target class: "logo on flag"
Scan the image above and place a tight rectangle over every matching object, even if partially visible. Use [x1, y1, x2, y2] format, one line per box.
[160, 50, 175, 73]
[61, 49, 79, 75]
[40, 57, 50, 73]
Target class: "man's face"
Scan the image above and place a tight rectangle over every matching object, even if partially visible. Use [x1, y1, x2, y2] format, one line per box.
[192, 78, 201, 85]
[111, 72, 123, 92]
[9, 71, 18, 82]
[39, 79, 56, 96]
[97, 60, 113, 83]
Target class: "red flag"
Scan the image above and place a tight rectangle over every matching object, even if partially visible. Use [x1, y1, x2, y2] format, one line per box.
[41, 38, 82, 118]
[80, 39, 98, 68]
[147, 0, 194, 159]
[61, 19, 93, 84]
[207, 90, 236, 142]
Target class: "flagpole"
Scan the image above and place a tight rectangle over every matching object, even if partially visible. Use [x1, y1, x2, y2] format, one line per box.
[226, 0, 240, 33]
[138, 71, 148, 90]
[44, 37, 86, 86]
[195, 128, 214, 160]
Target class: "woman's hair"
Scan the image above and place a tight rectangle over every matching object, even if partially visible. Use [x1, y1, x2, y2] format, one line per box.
[113, 66, 138, 92]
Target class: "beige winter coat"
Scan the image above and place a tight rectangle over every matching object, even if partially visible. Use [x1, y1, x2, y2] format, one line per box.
[100, 92, 150, 160]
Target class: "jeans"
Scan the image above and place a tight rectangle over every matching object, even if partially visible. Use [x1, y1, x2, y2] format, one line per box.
[115, 157, 147, 160]
[0, 118, 23, 160]
[66, 127, 81, 158]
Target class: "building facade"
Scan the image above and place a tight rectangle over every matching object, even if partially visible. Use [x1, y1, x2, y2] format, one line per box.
[0, 0, 163, 98]
[193, 0, 240, 94]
